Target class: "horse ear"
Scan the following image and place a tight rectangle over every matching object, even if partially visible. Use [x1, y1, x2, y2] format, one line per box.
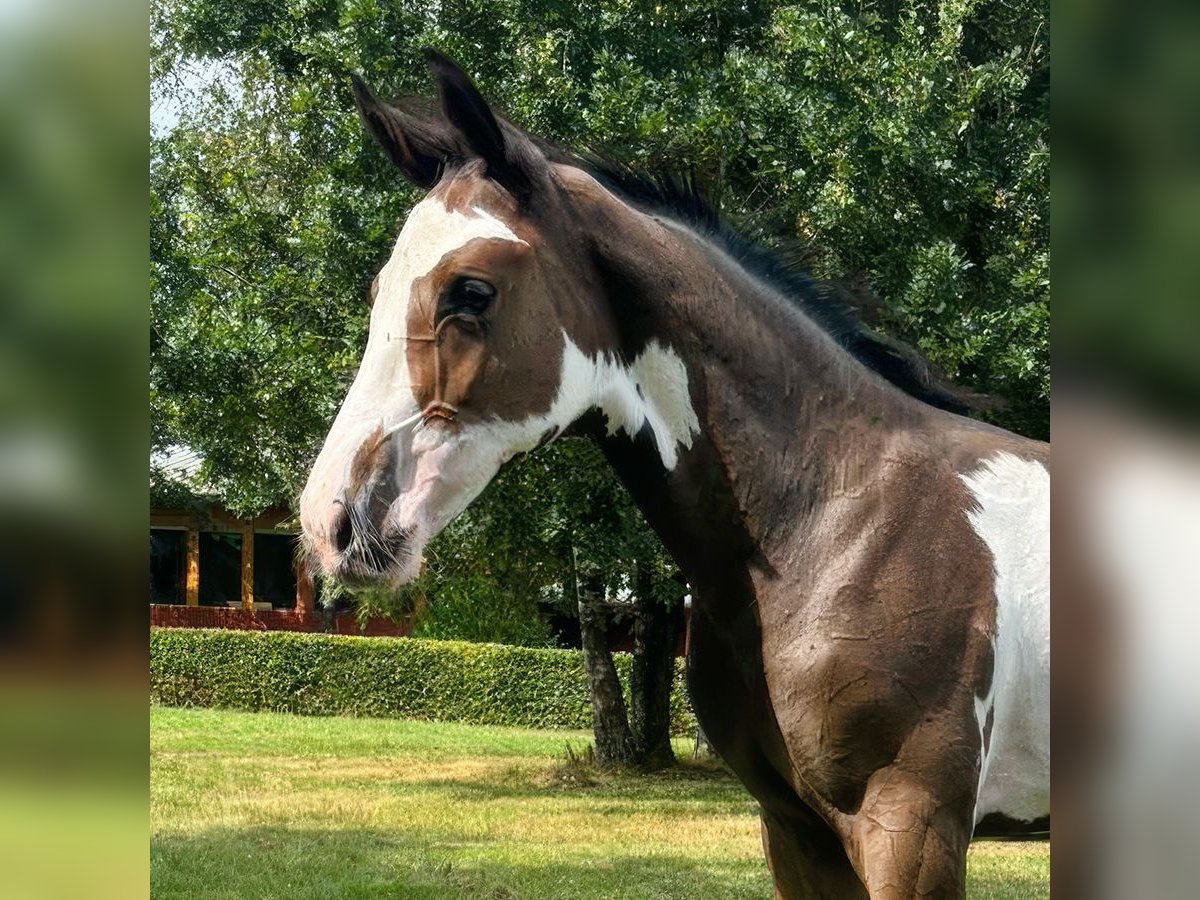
[351, 73, 447, 188]
[421, 48, 534, 195]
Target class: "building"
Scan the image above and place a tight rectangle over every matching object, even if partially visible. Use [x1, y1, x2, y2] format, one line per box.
[149, 446, 408, 636]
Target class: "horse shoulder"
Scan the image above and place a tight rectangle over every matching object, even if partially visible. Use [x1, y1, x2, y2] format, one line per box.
[759, 434, 1049, 810]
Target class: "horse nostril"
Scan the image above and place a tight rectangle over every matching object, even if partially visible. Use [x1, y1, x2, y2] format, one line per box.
[332, 501, 353, 554]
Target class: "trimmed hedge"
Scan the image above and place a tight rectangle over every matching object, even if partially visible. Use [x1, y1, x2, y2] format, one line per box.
[150, 627, 697, 736]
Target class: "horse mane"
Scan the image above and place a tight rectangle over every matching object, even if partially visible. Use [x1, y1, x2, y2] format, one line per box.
[570, 156, 991, 416]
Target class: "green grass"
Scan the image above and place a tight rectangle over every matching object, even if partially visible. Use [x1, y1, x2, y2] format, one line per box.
[151, 706, 1049, 898]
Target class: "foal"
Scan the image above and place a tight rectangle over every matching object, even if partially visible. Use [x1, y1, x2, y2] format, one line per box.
[300, 50, 1049, 899]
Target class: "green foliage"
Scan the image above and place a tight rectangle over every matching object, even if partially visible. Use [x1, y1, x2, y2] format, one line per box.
[409, 572, 556, 647]
[150, 627, 697, 735]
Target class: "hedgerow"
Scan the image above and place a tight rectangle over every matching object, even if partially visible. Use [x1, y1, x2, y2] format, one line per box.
[150, 627, 696, 736]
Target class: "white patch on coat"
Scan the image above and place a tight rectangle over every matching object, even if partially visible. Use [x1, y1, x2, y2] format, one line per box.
[972, 645, 998, 823]
[389, 333, 701, 554]
[299, 197, 525, 565]
[588, 339, 702, 470]
[961, 452, 1050, 825]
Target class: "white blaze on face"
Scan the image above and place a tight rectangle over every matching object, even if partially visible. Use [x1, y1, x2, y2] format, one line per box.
[353, 197, 526, 431]
[298, 196, 525, 575]
[960, 451, 1050, 825]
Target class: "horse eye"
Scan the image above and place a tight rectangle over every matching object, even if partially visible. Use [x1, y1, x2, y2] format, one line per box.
[446, 277, 496, 315]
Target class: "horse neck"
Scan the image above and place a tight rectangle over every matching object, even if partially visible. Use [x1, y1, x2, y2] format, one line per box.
[586, 207, 929, 580]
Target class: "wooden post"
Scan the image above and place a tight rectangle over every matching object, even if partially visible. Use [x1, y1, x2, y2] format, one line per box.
[240, 522, 255, 612]
[295, 554, 315, 621]
[185, 528, 200, 606]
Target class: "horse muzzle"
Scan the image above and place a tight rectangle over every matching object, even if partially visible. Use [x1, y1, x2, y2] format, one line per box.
[301, 423, 420, 584]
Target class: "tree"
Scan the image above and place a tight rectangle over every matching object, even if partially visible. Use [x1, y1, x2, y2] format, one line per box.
[576, 571, 636, 766]
[152, 1, 1048, 511]
[628, 566, 683, 770]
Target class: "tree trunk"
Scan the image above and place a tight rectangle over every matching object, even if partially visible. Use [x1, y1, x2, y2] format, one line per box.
[693, 724, 717, 759]
[577, 574, 636, 767]
[630, 569, 678, 771]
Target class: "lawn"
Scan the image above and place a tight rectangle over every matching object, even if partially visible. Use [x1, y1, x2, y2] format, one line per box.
[150, 707, 1049, 898]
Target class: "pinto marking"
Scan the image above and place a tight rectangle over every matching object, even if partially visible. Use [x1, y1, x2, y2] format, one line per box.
[578, 339, 701, 470]
[373, 199, 525, 421]
[329, 196, 526, 444]
[416, 334, 701, 541]
[961, 452, 1051, 825]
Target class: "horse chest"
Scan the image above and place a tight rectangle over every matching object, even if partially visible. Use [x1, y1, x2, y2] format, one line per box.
[685, 597, 803, 800]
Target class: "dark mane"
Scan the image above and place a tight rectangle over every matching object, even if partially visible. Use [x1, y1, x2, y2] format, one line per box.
[572, 156, 989, 416]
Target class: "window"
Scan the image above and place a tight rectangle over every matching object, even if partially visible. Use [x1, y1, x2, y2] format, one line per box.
[253, 533, 298, 608]
[198, 532, 242, 606]
[150, 530, 186, 604]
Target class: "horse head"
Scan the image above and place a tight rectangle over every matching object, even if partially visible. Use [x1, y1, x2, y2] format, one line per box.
[299, 50, 660, 585]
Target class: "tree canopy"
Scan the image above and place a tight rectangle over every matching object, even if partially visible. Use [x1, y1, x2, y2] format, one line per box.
[151, 0, 1048, 640]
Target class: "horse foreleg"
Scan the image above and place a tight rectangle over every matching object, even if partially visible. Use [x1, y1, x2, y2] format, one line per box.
[846, 765, 974, 900]
[759, 803, 868, 900]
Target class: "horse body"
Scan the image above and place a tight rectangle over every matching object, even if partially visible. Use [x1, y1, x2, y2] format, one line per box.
[573, 173, 1049, 896]
[300, 51, 1049, 899]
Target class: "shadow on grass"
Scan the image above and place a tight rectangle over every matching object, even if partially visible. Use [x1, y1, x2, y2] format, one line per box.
[403, 765, 756, 808]
[150, 824, 773, 900]
[151, 824, 1048, 900]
